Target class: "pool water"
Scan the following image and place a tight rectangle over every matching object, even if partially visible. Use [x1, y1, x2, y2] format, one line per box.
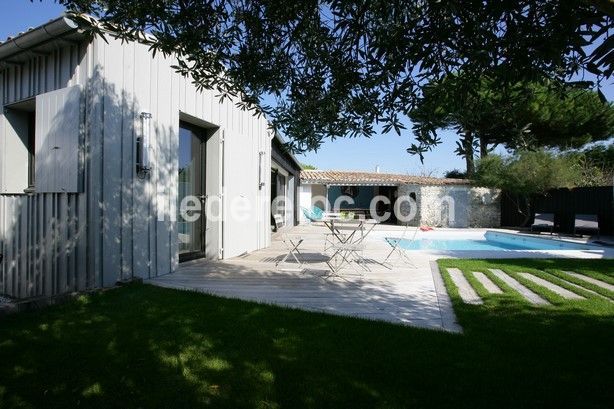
[387, 231, 596, 251]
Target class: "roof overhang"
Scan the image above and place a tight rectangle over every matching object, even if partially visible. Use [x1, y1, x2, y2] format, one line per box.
[0, 15, 89, 68]
[273, 132, 302, 170]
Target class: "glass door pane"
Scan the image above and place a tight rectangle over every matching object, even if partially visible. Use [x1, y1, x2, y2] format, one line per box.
[178, 123, 205, 258]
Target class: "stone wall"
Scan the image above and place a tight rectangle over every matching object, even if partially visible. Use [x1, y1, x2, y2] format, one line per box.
[467, 187, 501, 228]
[419, 186, 469, 227]
[396, 184, 500, 228]
[396, 184, 421, 226]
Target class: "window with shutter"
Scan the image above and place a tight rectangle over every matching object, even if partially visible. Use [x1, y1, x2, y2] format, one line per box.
[0, 106, 31, 194]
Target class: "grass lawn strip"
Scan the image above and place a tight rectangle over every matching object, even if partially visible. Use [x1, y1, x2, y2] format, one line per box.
[518, 273, 585, 300]
[471, 272, 503, 294]
[480, 267, 535, 304]
[525, 269, 611, 303]
[446, 268, 483, 304]
[437, 259, 614, 313]
[488, 269, 550, 305]
[546, 268, 614, 300]
[562, 271, 614, 292]
[540, 271, 613, 302]
[493, 269, 574, 306]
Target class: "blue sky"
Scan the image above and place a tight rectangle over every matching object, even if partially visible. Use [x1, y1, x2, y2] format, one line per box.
[2, 0, 612, 176]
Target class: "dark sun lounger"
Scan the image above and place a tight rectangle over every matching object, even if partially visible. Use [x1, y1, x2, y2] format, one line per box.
[531, 213, 554, 235]
[574, 214, 600, 238]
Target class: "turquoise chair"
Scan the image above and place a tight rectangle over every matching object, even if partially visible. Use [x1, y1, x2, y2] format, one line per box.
[311, 206, 324, 219]
[301, 206, 325, 222]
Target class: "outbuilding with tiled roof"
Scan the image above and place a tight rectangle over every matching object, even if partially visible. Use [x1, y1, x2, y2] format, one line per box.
[298, 169, 500, 228]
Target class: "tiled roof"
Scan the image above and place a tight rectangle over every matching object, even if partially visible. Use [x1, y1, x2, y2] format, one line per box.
[300, 170, 470, 186]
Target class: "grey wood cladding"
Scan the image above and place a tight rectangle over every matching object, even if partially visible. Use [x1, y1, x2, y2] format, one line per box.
[1, 33, 272, 299]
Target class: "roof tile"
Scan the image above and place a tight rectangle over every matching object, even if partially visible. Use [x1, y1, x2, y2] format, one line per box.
[300, 170, 470, 186]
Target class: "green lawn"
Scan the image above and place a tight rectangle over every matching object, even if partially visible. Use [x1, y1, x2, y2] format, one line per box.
[1, 259, 613, 409]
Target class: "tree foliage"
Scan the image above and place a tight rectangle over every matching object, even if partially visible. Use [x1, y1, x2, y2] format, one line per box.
[514, 85, 614, 150]
[56, 0, 612, 152]
[410, 77, 614, 174]
[581, 143, 614, 171]
[563, 143, 614, 185]
[408, 74, 526, 174]
[474, 151, 583, 196]
[472, 150, 601, 223]
[444, 169, 467, 179]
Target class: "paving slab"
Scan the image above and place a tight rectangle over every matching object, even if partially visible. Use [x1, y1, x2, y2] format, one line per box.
[562, 271, 614, 292]
[472, 272, 503, 294]
[543, 272, 613, 301]
[518, 273, 584, 300]
[430, 261, 463, 333]
[447, 268, 483, 305]
[489, 269, 550, 305]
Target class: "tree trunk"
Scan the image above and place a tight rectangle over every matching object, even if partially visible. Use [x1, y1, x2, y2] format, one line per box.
[507, 192, 533, 227]
[520, 198, 532, 227]
[462, 130, 475, 176]
[479, 136, 489, 158]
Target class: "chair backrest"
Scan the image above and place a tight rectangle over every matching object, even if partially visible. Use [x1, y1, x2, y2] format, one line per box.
[301, 207, 319, 222]
[533, 213, 554, 226]
[311, 206, 324, 219]
[273, 214, 285, 231]
[575, 214, 599, 229]
[393, 224, 419, 243]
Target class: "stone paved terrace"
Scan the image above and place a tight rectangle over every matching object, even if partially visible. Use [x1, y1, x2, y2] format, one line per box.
[150, 224, 614, 332]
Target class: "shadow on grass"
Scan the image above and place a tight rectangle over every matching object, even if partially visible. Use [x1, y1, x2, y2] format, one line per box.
[1, 278, 613, 408]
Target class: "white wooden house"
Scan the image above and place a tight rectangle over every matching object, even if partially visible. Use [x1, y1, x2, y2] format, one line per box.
[0, 15, 272, 299]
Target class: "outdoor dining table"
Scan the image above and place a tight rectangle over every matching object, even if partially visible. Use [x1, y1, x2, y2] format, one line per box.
[321, 218, 379, 245]
[320, 218, 379, 274]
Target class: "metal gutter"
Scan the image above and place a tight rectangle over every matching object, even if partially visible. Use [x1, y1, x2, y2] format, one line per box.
[0, 15, 80, 63]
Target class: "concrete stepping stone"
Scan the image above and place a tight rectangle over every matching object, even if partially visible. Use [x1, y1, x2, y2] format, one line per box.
[489, 269, 549, 305]
[472, 272, 503, 294]
[543, 272, 612, 301]
[447, 268, 483, 305]
[562, 271, 614, 292]
[518, 273, 584, 300]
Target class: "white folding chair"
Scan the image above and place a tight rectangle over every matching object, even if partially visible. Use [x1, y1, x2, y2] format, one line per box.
[326, 241, 369, 275]
[273, 214, 305, 268]
[382, 225, 418, 268]
[276, 232, 305, 267]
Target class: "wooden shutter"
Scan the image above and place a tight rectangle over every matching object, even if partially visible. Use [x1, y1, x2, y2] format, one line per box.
[205, 129, 224, 259]
[0, 109, 30, 193]
[35, 85, 82, 193]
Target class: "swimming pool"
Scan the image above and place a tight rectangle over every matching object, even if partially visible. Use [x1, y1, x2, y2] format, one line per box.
[387, 231, 599, 251]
